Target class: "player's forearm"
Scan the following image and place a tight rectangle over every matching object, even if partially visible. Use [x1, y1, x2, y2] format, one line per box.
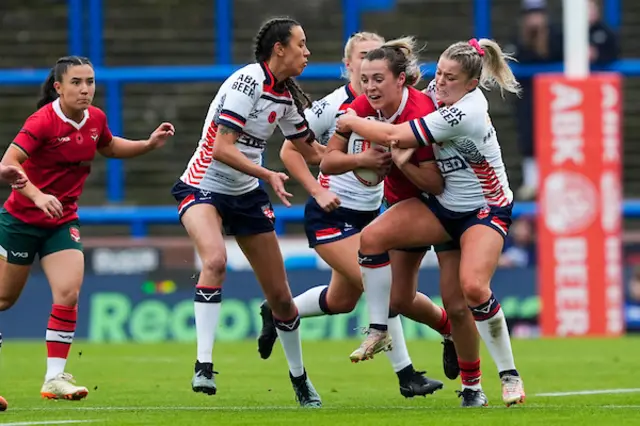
[345, 117, 419, 149]
[345, 118, 395, 147]
[17, 180, 44, 201]
[212, 144, 271, 181]
[286, 138, 323, 166]
[280, 142, 324, 197]
[398, 163, 444, 195]
[0, 159, 42, 201]
[104, 137, 153, 158]
[319, 150, 363, 175]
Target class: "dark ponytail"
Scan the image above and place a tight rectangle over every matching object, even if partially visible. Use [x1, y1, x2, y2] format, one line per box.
[254, 17, 313, 136]
[37, 69, 58, 109]
[36, 55, 93, 110]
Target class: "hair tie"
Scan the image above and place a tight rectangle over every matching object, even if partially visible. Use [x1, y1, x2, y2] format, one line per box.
[468, 38, 485, 57]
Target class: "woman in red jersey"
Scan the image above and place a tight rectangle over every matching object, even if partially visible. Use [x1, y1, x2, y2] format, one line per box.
[321, 36, 464, 366]
[0, 56, 174, 401]
[322, 38, 487, 407]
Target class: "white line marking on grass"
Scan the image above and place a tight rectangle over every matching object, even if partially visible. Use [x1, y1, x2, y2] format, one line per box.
[6, 404, 640, 412]
[536, 388, 640, 397]
[0, 420, 96, 426]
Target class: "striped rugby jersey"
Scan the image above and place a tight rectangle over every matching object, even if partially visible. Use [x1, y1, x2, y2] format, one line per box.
[410, 80, 513, 212]
[180, 62, 310, 195]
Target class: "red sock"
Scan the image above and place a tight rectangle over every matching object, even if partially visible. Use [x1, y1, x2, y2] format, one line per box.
[459, 358, 482, 388]
[46, 304, 77, 359]
[436, 307, 451, 335]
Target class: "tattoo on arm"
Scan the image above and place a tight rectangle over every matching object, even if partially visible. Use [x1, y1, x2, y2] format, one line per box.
[218, 125, 239, 137]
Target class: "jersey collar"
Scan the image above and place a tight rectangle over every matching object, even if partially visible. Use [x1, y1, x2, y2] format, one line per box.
[260, 62, 287, 94]
[52, 98, 89, 130]
[345, 83, 358, 102]
[379, 86, 409, 123]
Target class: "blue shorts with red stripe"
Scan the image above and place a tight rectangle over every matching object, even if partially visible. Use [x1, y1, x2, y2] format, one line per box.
[171, 180, 275, 236]
[420, 194, 513, 245]
[304, 197, 379, 248]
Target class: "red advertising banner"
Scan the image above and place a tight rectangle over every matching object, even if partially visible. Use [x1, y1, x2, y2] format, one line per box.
[535, 73, 624, 337]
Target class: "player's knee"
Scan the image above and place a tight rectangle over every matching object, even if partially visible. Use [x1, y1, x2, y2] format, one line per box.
[52, 287, 80, 306]
[389, 291, 412, 314]
[444, 300, 470, 325]
[459, 273, 490, 307]
[0, 296, 17, 311]
[269, 289, 296, 318]
[200, 253, 227, 284]
[359, 227, 385, 254]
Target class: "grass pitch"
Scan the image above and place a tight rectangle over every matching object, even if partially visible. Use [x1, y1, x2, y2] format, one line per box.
[1, 338, 639, 425]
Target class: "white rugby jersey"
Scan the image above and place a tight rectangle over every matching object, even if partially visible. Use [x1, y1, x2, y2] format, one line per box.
[410, 81, 513, 212]
[181, 62, 310, 195]
[306, 84, 383, 211]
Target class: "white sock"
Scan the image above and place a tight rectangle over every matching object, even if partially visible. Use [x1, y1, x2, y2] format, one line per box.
[522, 157, 538, 188]
[275, 315, 305, 377]
[462, 383, 483, 391]
[359, 258, 392, 327]
[385, 315, 412, 372]
[45, 358, 67, 382]
[194, 286, 222, 364]
[294, 285, 328, 318]
[475, 308, 517, 373]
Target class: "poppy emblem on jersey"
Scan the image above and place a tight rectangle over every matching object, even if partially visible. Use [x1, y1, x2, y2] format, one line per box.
[261, 204, 275, 221]
[477, 206, 490, 220]
[75, 133, 84, 145]
[69, 227, 81, 243]
[90, 128, 99, 143]
[268, 111, 277, 124]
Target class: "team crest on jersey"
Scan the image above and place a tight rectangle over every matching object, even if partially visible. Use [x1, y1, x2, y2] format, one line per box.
[268, 111, 277, 123]
[69, 227, 81, 242]
[477, 206, 490, 220]
[90, 128, 99, 143]
[261, 204, 275, 222]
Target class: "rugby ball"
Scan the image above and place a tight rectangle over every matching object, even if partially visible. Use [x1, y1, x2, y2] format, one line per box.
[347, 132, 389, 187]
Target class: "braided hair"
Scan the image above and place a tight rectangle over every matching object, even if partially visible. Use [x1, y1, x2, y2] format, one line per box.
[254, 18, 313, 127]
[37, 56, 93, 109]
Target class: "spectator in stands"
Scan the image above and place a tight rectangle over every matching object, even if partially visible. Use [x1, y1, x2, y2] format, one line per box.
[499, 217, 536, 268]
[625, 266, 640, 332]
[628, 267, 640, 303]
[508, 0, 563, 201]
[588, 0, 619, 65]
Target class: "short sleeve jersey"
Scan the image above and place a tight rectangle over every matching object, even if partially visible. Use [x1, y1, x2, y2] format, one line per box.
[304, 84, 382, 211]
[343, 86, 437, 205]
[5, 99, 113, 227]
[180, 62, 311, 195]
[410, 81, 513, 211]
